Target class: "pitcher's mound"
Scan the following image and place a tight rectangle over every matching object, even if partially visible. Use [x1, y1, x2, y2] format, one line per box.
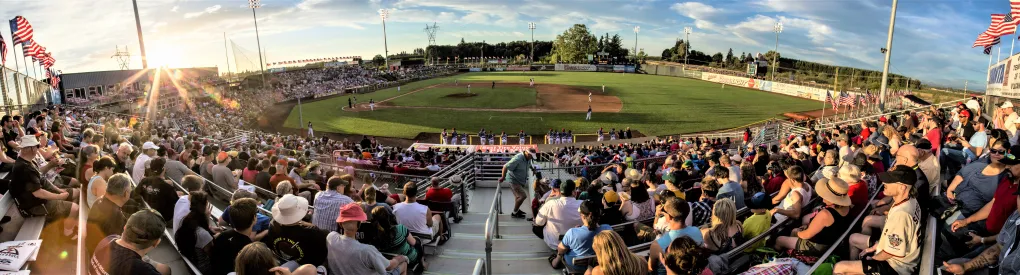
[443, 93, 479, 98]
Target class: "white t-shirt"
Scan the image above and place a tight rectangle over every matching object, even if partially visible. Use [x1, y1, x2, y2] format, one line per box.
[133, 154, 151, 185]
[172, 195, 190, 235]
[1006, 112, 1020, 145]
[877, 198, 921, 275]
[393, 202, 432, 235]
[534, 197, 583, 250]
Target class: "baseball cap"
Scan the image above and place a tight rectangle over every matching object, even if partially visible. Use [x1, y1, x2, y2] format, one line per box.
[624, 168, 642, 181]
[681, 160, 693, 168]
[603, 190, 620, 203]
[878, 165, 917, 186]
[276, 159, 289, 166]
[549, 179, 562, 189]
[999, 145, 1020, 166]
[217, 151, 229, 162]
[142, 141, 158, 150]
[748, 192, 773, 210]
[336, 203, 367, 223]
[1003, 101, 1015, 109]
[227, 150, 239, 157]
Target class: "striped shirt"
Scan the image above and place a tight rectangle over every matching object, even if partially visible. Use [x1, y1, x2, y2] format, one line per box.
[312, 190, 353, 232]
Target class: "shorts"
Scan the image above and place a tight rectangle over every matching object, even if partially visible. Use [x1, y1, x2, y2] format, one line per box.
[869, 233, 881, 247]
[510, 183, 528, 199]
[31, 199, 73, 222]
[795, 239, 830, 255]
[861, 258, 898, 275]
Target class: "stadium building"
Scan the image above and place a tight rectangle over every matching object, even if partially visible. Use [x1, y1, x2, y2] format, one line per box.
[59, 67, 222, 112]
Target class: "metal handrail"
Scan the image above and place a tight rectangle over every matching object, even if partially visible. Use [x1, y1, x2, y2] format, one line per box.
[198, 173, 274, 216]
[483, 171, 503, 275]
[816, 97, 967, 129]
[472, 258, 485, 275]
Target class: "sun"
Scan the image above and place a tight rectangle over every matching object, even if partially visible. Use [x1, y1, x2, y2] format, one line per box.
[146, 43, 184, 68]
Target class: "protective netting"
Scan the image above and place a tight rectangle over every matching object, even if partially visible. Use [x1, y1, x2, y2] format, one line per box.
[230, 39, 264, 77]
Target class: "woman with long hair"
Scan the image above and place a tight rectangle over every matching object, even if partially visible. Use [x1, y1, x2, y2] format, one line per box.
[369, 206, 422, 270]
[234, 242, 317, 275]
[554, 200, 613, 270]
[86, 156, 116, 208]
[699, 198, 743, 253]
[242, 158, 259, 183]
[882, 125, 902, 155]
[174, 191, 214, 274]
[628, 179, 655, 221]
[587, 231, 645, 275]
[739, 162, 762, 196]
[78, 145, 100, 185]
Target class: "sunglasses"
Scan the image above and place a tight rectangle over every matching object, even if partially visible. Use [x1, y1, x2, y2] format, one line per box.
[991, 148, 1008, 155]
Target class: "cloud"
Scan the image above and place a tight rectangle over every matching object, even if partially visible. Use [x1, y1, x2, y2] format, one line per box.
[671, 2, 723, 30]
[184, 5, 222, 19]
[460, 12, 490, 24]
[171, 6, 178, 12]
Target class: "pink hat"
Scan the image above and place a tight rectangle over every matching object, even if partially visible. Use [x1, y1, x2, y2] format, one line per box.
[336, 203, 367, 223]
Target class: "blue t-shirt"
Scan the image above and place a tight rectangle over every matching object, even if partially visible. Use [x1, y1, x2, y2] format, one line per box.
[221, 205, 271, 232]
[970, 131, 988, 150]
[562, 224, 613, 271]
[717, 181, 746, 209]
[954, 162, 1002, 216]
[655, 226, 704, 275]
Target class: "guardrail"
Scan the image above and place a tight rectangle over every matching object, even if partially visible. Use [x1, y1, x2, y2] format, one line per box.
[816, 97, 968, 129]
[482, 173, 502, 275]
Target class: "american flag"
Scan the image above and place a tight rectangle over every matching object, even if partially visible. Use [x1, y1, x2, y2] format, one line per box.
[826, 91, 837, 110]
[0, 33, 6, 65]
[859, 94, 867, 105]
[46, 69, 59, 88]
[976, 14, 1007, 47]
[8, 16, 33, 46]
[839, 91, 853, 106]
[987, 13, 1017, 37]
[22, 40, 39, 59]
[1012, 1, 1020, 23]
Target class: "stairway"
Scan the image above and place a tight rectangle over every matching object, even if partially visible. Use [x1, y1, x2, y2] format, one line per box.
[425, 187, 559, 275]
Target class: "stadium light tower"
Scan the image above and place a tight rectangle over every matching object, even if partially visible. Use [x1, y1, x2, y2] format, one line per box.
[529, 22, 536, 66]
[633, 26, 640, 61]
[380, 9, 390, 70]
[683, 27, 692, 70]
[250, 0, 266, 86]
[771, 21, 783, 83]
[131, 0, 148, 68]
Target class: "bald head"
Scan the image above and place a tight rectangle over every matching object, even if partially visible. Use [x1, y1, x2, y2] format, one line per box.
[896, 144, 919, 166]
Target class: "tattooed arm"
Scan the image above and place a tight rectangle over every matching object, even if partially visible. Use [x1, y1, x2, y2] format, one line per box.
[963, 243, 1002, 272]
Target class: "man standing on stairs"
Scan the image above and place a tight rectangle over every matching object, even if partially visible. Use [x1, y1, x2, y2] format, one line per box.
[500, 148, 536, 219]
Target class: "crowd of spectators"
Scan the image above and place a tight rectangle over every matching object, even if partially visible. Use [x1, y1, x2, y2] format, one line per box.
[491, 98, 1020, 274]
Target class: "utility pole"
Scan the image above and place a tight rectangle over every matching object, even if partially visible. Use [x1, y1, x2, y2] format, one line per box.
[878, 0, 899, 112]
[131, 0, 148, 68]
[633, 26, 640, 61]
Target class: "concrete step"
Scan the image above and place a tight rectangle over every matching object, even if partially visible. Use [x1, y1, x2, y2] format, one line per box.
[426, 256, 558, 275]
[456, 223, 535, 235]
[440, 236, 552, 254]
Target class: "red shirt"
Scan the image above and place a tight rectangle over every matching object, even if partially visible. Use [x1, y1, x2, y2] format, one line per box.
[986, 176, 1019, 234]
[425, 187, 453, 202]
[764, 175, 786, 195]
[926, 129, 942, 155]
[848, 180, 870, 217]
[859, 128, 872, 145]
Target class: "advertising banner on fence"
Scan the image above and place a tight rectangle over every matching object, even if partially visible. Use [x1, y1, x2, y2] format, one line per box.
[681, 70, 702, 79]
[613, 65, 625, 72]
[494, 67, 505, 71]
[701, 73, 754, 88]
[987, 55, 1013, 98]
[759, 80, 772, 92]
[625, 65, 636, 73]
[469, 68, 482, 72]
[507, 65, 531, 71]
[534, 64, 555, 71]
[555, 64, 597, 72]
[407, 143, 537, 153]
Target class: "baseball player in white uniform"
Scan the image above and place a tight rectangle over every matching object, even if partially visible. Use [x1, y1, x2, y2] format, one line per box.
[567, 130, 574, 143]
[610, 128, 617, 140]
[487, 134, 495, 145]
[450, 129, 458, 145]
[478, 129, 487, 145]
[460, 134, 468, 145]
[398, 86, 401, 91]
[500, 132, 508, 145]
[518, 130, 526, 145]
[586, 105, 592, 121]
[588, 91, 592, 102]
[602, 84, 605, 93]
[369, 99, 375, 111]
[597, 128, 605, 141]
[440, 129, 448, 144]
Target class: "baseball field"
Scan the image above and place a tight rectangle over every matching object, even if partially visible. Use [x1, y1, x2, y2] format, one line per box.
[282, 71, 824, 141]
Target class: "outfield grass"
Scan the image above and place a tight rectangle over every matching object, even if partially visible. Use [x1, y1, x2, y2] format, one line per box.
[388, 86, 537, 109]
[285, 72, 824, 139]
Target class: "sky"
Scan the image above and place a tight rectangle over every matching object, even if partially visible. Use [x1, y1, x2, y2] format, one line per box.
[1, 0, 1010, 89]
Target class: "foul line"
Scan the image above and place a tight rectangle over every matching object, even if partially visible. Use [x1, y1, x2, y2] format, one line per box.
[489, 116, 543, 121]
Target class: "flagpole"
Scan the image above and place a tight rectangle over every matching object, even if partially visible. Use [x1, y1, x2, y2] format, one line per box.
[820, 92, 827, 126]
[999, 44, 1003, 62]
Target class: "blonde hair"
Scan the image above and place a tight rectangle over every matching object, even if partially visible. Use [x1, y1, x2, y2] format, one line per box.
[592, 231, 645, 275]
[704, 198, 737, 252]
[882, 125, 898, 139]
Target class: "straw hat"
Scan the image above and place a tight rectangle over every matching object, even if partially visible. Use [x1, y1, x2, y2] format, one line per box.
[815, 178, 851, 206]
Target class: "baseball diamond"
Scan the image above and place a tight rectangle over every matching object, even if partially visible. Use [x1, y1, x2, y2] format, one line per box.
[283, 71, 822, 140]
